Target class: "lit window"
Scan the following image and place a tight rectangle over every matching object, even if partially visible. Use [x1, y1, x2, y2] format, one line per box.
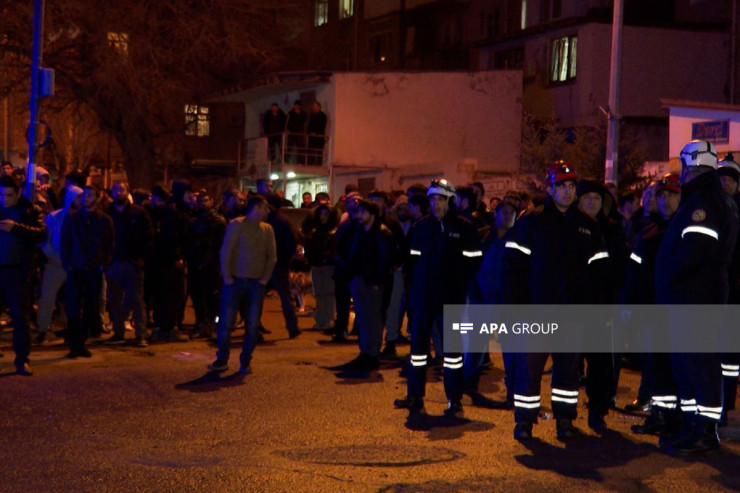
[339, 0, 354, 19]
[185, 105, 210, 137]
[107, 32, 129, 57]
[550, 35, 577, 82]
[521, 0, 528, 30]
[315, 0, 328, 26]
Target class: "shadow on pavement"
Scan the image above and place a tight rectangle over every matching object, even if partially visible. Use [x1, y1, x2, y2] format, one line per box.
[403, 410, 494, 441]
[514, 429, 666, 482]
[174, 372, 247, 393]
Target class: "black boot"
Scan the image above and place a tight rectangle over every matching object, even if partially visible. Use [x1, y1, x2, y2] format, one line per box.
[514, 421, 533, 440]
[556, 418, 579, 439]
[659, 412, 695, 449]
[394, 395, 424, 411]
[632, 408, 669, 435]
[667, 416, 720, 456]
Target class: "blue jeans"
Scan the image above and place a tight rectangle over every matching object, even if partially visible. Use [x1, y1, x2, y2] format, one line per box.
[216, 278, 265, 366]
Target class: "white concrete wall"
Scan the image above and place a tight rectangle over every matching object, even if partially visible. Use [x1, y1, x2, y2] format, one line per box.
[331, 71, 522, 175]
[667, 105, 740, 160]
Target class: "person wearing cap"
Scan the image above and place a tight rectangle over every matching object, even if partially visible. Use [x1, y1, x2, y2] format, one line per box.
[627, 173, 682, 437]
[655, 140, 739, 455]
[717, 152, 740, 428]
[394, 178, 482, 416]
[502, 161, 610, 440]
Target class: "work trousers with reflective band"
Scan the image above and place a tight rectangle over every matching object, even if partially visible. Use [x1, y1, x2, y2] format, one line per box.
[672, 353, 723, 421]
[648, 350, 679, 412]
[407, 311, 464, 402]
[514, 352, 580, 423]
[722, 353, 739, 412]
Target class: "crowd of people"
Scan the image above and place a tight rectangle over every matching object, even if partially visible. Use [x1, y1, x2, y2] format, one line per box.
[1, 138, 738, 458]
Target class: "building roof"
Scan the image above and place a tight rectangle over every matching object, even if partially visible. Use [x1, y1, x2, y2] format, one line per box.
[206, 72, 333, 103]
[661, 99, 740, 113]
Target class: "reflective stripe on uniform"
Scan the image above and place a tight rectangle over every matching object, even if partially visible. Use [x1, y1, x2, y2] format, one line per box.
[514, 394, 541, 409]
[552, 388, 579, 396]
[697, 405, 723, 420]
[681, 225, 719, 240]
[443, 356, 463, 369]
[551, 388, 578, 404]
[680, 398, 698, 413]
[462, 250, 483, 257]
[722, 364, 740, 377]
[630, 252, 642, 264]
[410, 354, 427, 367]
[653, 396, 678, 409]
[505, 241, 531, 256]
[410, 249, 422, 256]
[587, 251, 610, 264]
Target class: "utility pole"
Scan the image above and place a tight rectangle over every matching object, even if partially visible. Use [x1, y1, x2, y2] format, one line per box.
[3, 95, 8, 162]
[25, 0, 46, 200]
[604, 0, 624, 186]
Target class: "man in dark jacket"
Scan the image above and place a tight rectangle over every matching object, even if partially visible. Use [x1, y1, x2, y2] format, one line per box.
[286, 100, 307, 164]
[656, 140, 739, 456]
[148, 183, 190, 342]
[502, 162, 609, 440]
[104, 181, 153, 347]
[337, 199, 393, 370]
[263, 103, 286, 162]
[189, 191, 227, 340]
[394, 179, 482, 416]
[0, 175, 46, 374]
[717, 153, 740, 427]
[61, 185, 114, 358]
[331, 192, 361, 342]
[306, 101, 327, 165]
[264, 194, 301, 339]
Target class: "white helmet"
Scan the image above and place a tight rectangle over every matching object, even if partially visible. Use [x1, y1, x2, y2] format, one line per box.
[427, 178, 456, 198]
[679, 140, 718, 169]
[718, 152, 740, 175]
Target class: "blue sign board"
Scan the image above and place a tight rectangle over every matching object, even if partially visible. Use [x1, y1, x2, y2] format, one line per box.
[692, 120, 730, 143]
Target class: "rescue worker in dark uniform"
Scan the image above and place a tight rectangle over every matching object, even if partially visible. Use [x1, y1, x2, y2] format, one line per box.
[628, 173, 682, 436]
[394, 179, 482, 416]
[576, 179, 618, 434]
[717, 153, 740, 426]
[502, 162, 609, 440]
[655, 140, 739, 456]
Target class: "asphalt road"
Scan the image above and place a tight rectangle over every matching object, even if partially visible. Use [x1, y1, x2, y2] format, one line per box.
[1, 297, 740, 492]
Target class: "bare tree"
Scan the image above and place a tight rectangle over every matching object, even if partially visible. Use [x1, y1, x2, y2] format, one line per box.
[1, 1, 311, 187]
[521, 111, 646, 189]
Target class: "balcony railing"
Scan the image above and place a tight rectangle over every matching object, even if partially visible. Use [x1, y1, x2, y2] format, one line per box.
[237, 132, 329, 178]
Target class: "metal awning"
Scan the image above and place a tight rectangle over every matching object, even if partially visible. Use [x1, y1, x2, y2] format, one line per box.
[206, 72, 333, 103]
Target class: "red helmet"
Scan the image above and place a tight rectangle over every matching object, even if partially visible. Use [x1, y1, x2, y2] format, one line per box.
[547, 160, 578, 186]
[657, 173, 680, 194]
